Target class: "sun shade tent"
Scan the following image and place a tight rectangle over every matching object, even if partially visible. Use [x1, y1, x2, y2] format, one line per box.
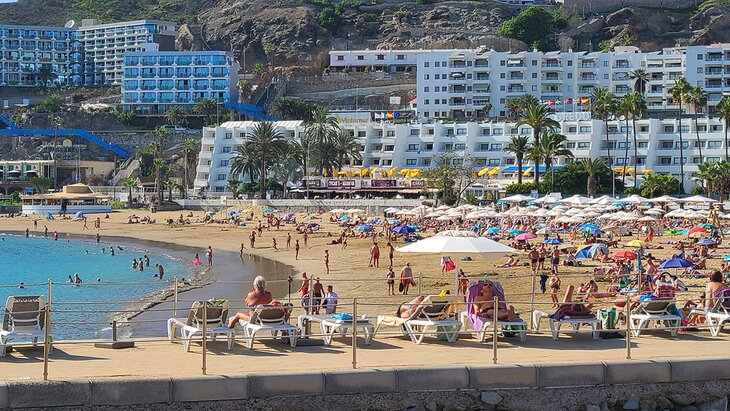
[397, 230, 516, 292]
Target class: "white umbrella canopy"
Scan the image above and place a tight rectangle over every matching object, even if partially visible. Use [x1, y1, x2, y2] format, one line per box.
[562, 195, 593, 206]
[588, 195, 616, 205]
[436, 205, 452, 211]
[679, 195, 717, 204]
[346, 208, 365, 214]
[502, 194, 533, 203]
[638, 216, 657, 222]
[622, 194, 648, 204]
[397, 230, 516, 260]
[648, 195, 681, 203]
[533, 195, 561, 204]
[644, 209, 665, 216]
[329, 208, 348, 213]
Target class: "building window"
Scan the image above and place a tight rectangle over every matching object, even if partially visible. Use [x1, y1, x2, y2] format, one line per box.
[424, 62, 429, 67]
[663, 125, 675, 133]
[424, 74, 429, 80]
[406, 159, 417, 166]
[410, 129, 419, 135]
[377, 54, 384, 60]
[337, 55, 344, 61]
[407, 144, 419, 151]
[424, 87, 429, 92]
[219, 160, 229, 167]
[673, 157, 687, 164]
[456, 128, 466, 135]
[577, 142, 590, 149]
[566, 142, 576, 149]
[697, 54, 703, 60]
[579, 126, 591, 133]
[225, 133, 233, 139]
[217, 173, 227, 181]
[386, 130, 395, 137]
[454, 143, 466, 150]
[488, 159, 500, 166]
[708, 141, 722, 148]
[493, 128, 503, 135]
[222, 146, 231, 153]
[490, 143, 502, 151]
[638, 142, 648, 148]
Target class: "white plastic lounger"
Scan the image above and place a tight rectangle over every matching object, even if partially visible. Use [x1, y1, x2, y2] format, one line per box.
[533, 310, 600, 340]
[238, 305, 298, 349]
[629, 299, 681, 337]
[375, 295, 461, 345]
[0, 296, 52, 357]
[167, 300, 234, 352]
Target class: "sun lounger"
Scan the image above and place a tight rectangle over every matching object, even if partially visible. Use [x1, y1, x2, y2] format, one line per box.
[297, 314, 374, 345]
[238, 305, 297, 349]
[374, 295, 462, 344]
[532, 309, 601, 341]
[460, 281, 527, 342]
[629, 299, 681, 337]
[167, 300, 234, 352]
[0, 296, 52, 357]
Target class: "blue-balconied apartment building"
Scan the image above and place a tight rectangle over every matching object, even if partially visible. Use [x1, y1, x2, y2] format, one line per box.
[120, 50, 240, 115]
[0, 18, 176, 87]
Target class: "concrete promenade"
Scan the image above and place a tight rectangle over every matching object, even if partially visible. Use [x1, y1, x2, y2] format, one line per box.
[2, 332, 730, 409]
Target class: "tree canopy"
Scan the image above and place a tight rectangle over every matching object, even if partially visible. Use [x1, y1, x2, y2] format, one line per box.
[498, 6, 568, 51]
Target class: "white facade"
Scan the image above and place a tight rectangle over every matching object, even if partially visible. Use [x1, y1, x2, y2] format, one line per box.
[194, 113, 730, 194]
[121, 50, 240, 115]
[329, 44, 730, 119]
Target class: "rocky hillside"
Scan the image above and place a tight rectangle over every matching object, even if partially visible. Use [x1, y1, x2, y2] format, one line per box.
[1, 0, 730, 70]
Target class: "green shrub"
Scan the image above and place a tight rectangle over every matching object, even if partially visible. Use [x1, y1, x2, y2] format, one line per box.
[111, 200, 126, 209]
[362, 12, 378, 22]
[319, 7, 341, 30]
[505, 182, 539, 195]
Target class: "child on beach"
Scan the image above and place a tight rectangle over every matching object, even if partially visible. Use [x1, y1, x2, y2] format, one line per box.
[548, 268, 561, 307]
[386, 266, 395, 295]
[295, 239, 300, 260]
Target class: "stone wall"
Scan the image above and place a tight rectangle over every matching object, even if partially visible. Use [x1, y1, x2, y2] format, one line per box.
[559, 0, 700, 13]
[4, 358, 730, 410]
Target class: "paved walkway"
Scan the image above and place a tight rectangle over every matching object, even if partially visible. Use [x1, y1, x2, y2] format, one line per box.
[2, 330, 727, 381]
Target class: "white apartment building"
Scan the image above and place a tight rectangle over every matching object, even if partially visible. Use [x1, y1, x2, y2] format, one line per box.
[0, 25, 79, 87]
[194, 112, 729, 194]
[76, 19, 177, 86]
[328, 44, 730, 120]
[120, 49, 240, 115]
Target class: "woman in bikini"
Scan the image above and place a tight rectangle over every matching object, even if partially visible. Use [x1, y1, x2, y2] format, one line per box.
[473, 282, 517, 322]
[394, 295, 425, 318]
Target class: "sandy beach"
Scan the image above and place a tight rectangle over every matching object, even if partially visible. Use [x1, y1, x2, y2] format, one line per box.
[0, 207, 717, 321]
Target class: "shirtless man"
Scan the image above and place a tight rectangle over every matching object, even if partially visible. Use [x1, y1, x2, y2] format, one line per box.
[473, 282, 516, 321]
[528, 247, 539, 272]
[227, 276, 273, 327]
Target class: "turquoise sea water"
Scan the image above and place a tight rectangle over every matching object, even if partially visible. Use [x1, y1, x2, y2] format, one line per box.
[0, 234, 195, 340]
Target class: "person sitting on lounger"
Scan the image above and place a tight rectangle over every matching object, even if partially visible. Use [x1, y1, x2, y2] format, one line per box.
[227, 275, 273, 327]
[394, 295, 426, 319]
[550, 285, 593, 320]
[474, 282, 517, 321]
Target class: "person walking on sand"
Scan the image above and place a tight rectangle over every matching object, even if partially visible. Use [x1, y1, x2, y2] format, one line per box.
[53, 231, 58, 241]
[249, 231, 256, 248]
[303, 232, 308, 247]
[240, 243, 245, 257]
[272, 238, 278, 251]
[400, 262, 414, 295]
[34, 219, 38, 230]
[206, 246, 213, 267]
[299, 272, 310, 313]
[44, 225, 48, 237]
[387, 242, 395, 267]
[83, 217, 88, 230]
[286, 232, 291, 249]
[370, 242, 380, 268]
[324, 249, 330, 275]
[548, 268, 561, 307]
[386, 266, 396, 295]
[295, 239, 300, 260]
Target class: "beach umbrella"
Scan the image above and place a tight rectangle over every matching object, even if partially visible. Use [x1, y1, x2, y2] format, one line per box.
[613, 250, 638, 260]
[623, 194, 648, 204]
[574, 245, 593, 259]
[587, 228, 604, 236]
[535, 227, 552, 235]
[392, 225, 415, 234]
[227, 210, 237, 216]
[356, 225, 373, 232]
[625, 240, 645, 247]
[578, 223, 599, 232]
[263, 208, 272, 213]
[688, 227, 708, 236]
[339, 215, 351, 221]
[509, 228, 525, 236]
[678, 195, 717, 204]
[658, 258, 693, 269]
[699, 223, 717, 230]
[347, 208, 365, 214]
[697, 238, 716, 245]
[329, 208, 347, 213]
[515, 233, 537, 241]
[648, 195, 681, 203]
[544, 238, 562, 245]
[74, 211, 84, 219]
[407, 225, 419, 231]
[388, 219, 401, 225]
[638, 216, 657, 222]
[576, 243, 609, 259]
[665, 228, 682, 235]
[397, 230, 517, 293]
[502, 194, 533, 203]
[486, 227, 500, 235]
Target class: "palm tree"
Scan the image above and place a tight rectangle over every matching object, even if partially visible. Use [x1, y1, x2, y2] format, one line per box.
[590, 88, 617, 192]
[669, 77, 692, 194]
[718, 96, 730, 162]
[311, 139, 339, 177]
[538, 130, 573, 171]
[182, 138, 199, 198]
[640, 173, 680, 197]
[237, 79, 253, 103]
[37, 64, 57, 88]
[226, 177, 242, 199]
[332, 128, 363, 171]
[231, 143, 259, 184]
[686, 85, 708, 164]
[503, 135, 530, 184]
[580, 158, 605, 197]
[629, 68, 649, 96]
[304, 107, 339, 175]
[517, 103, 558, 185]
[246, 122, 288, 198]
[274, 141, 304, 196]
[122, 178, 137, 206]
[153, 158, 165, 206]
[694, 162, 715, 196]
[164, 105, 185, 127]
[625, 91, 647, 187]
[193, 98, 218, 125]
[164, 179, 180, 202]
[51, 116, 63, 187]
[481, 101, 492, 119]
[506, 94, 540, 121]
[290, 135, 314, 182]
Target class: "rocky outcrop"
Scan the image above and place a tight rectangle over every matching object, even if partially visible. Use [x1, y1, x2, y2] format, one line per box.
[689, 6, 730, 45]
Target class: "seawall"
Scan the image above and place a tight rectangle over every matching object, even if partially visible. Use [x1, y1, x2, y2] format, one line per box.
[3, 358, 730, 410]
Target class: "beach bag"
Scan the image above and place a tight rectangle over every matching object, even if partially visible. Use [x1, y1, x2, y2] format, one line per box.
[398, 282, 404, 293]
[503, 323, 524, 338]
[436, 325, 459, 341]
[597, 307, 617, 331]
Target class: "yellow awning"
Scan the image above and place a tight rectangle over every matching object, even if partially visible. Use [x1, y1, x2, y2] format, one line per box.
[643, 169, 654, 174]
[488, 167, 500, 177]
[523, 167, 533, 176]
[477, 167, 491, 177]
[359, 168, 369, 177]
[369, 167, 378, 178]
[399, 169, 410, 175]
[408, 169, 422, 178]
[387, 167, 397, 177]
[335, 171, 348, 177]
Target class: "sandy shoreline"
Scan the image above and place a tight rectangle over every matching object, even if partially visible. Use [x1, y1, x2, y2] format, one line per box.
[0, 208, 719, 325]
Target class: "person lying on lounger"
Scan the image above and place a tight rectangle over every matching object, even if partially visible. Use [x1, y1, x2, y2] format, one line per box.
[474, 282, 517, 322]
[550, 285, 593, 320]
[494, 255, 519, 268]
[394, 295, 425, 319]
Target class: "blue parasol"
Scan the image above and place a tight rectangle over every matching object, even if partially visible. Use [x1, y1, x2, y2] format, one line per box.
[356, 225, 373, 232]
[392, 225, 415, 234]
[544, 238, 563, 245]
[658, 258, 694, 269]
